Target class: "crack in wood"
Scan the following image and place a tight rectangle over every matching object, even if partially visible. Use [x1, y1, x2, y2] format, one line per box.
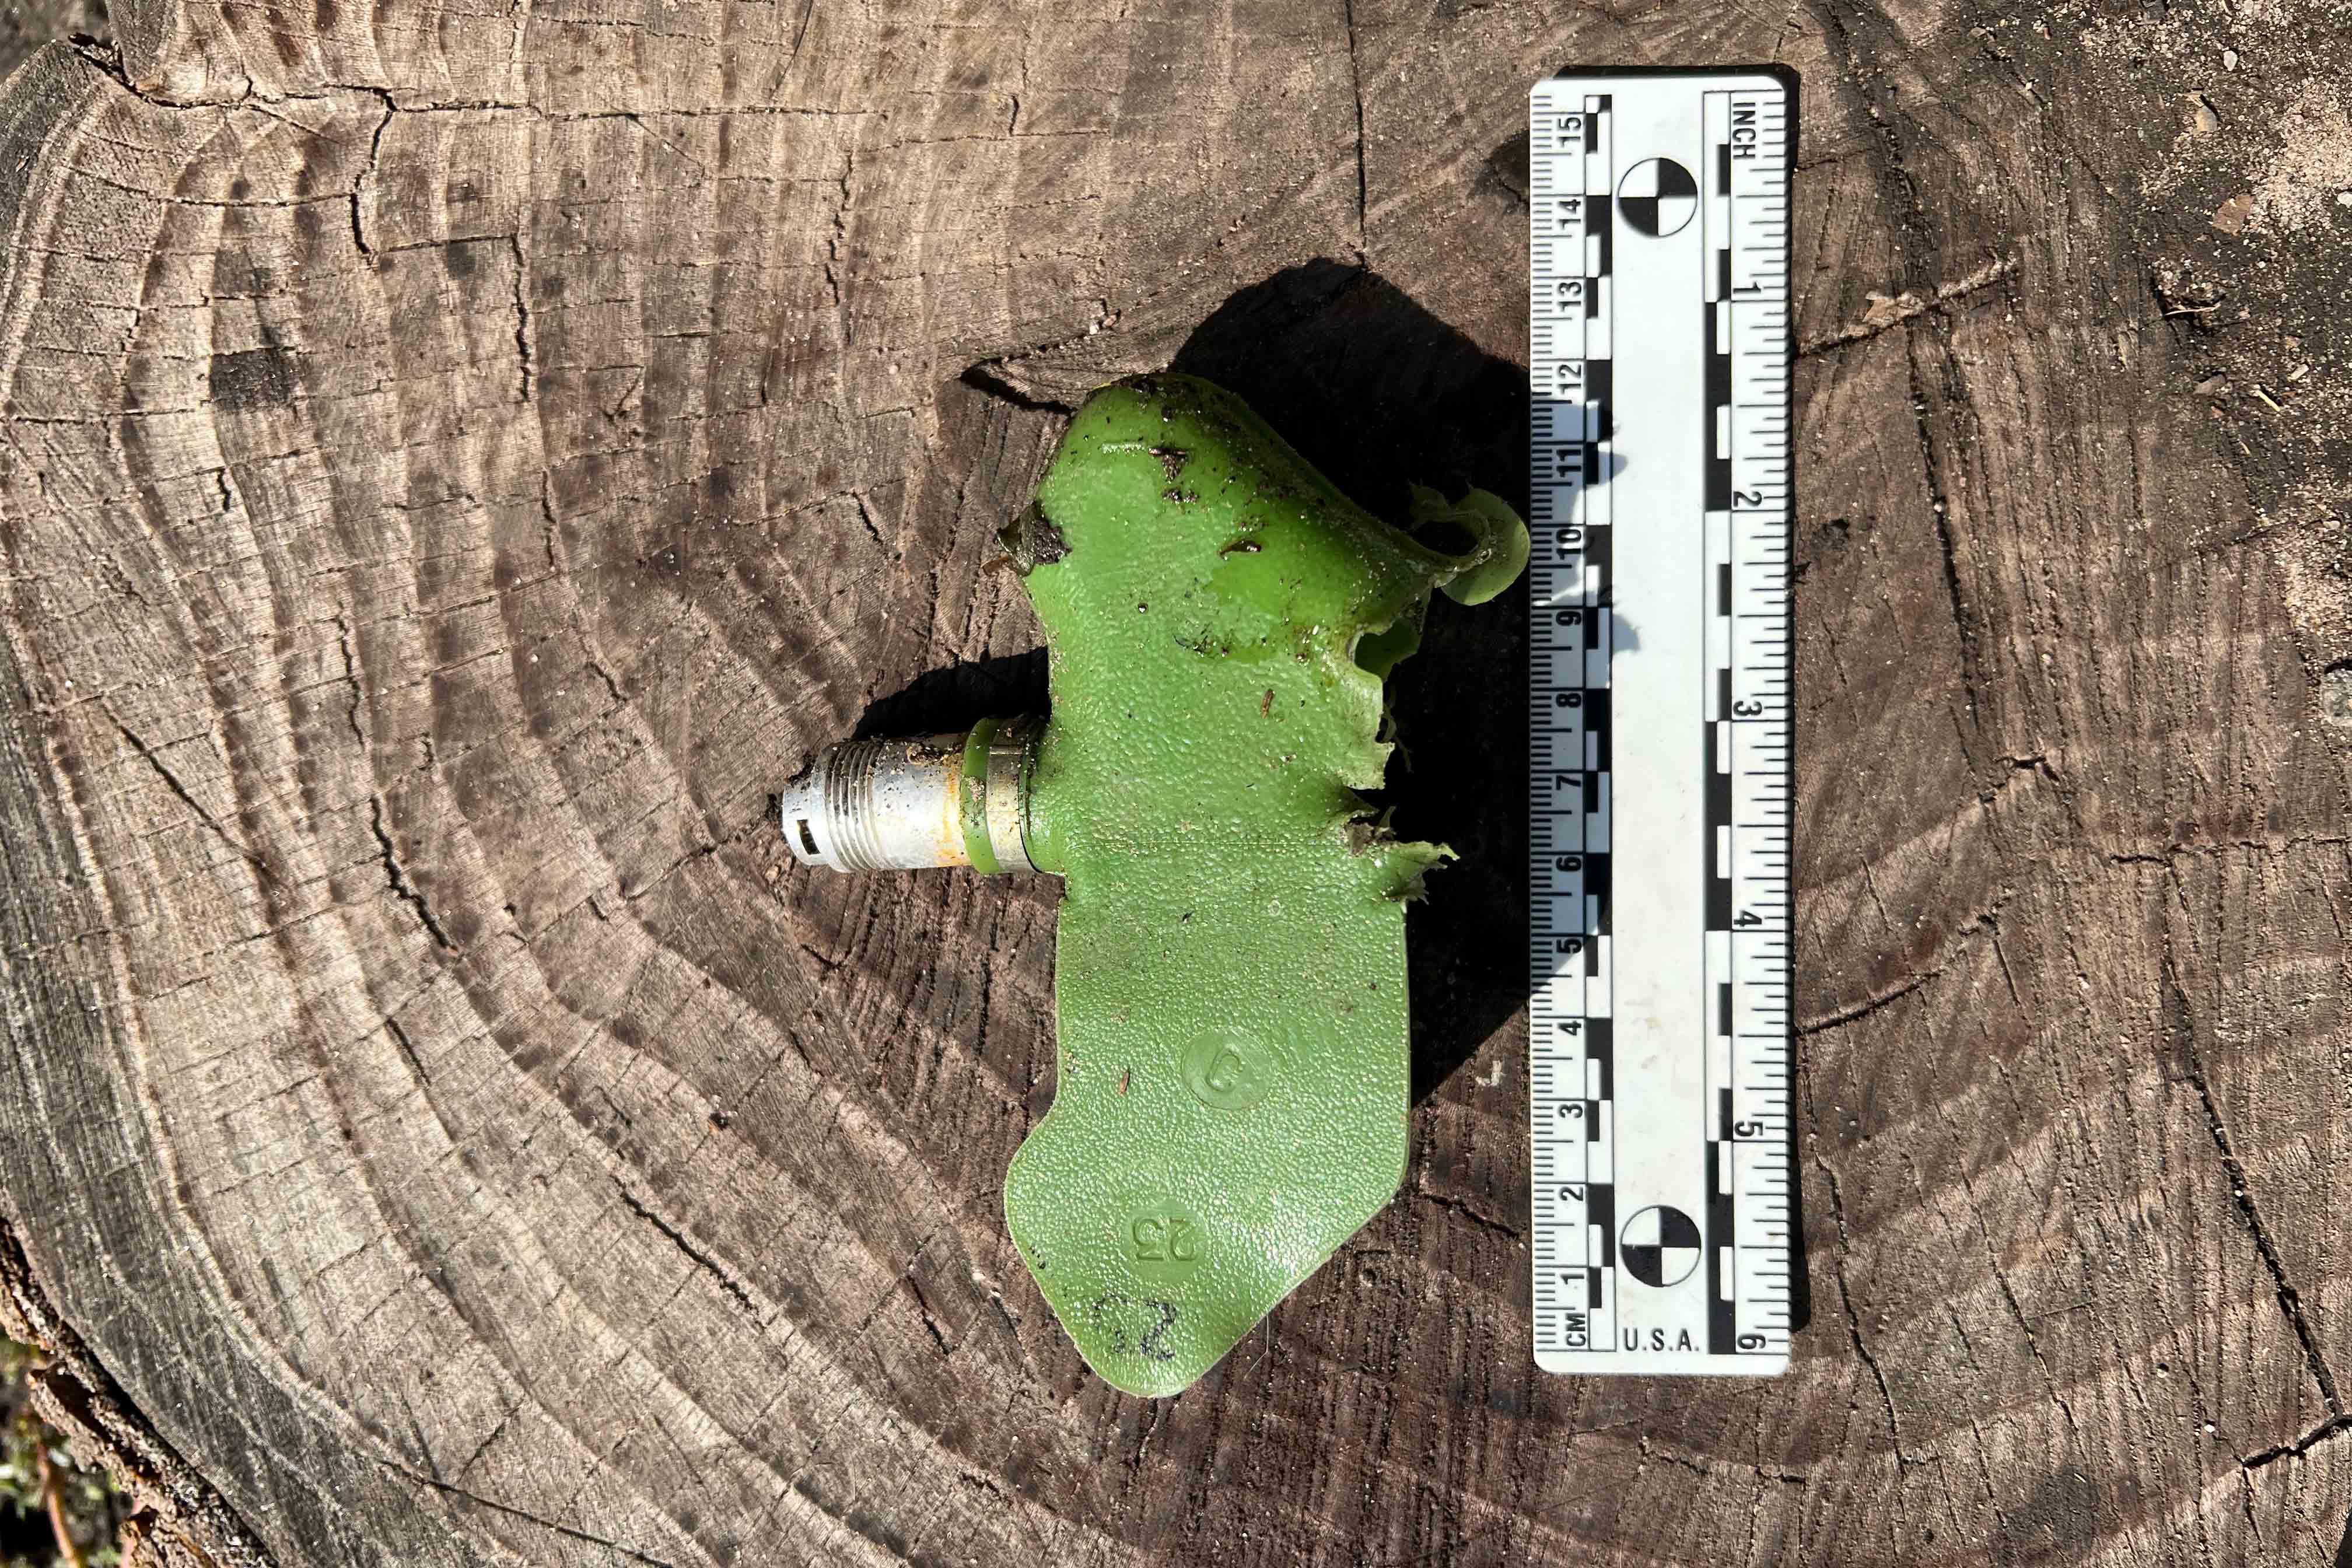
[368, 795, 454, 949]
[1793, 1033, 1920, 1487]
[2241, 1411, 2352, 1471]
[334, 611, 368, 749]
[1340, 0, 1367, 262]
[350, 88, 394, 257]
[2162, 956, 2343, 1415]
[377, 1463, 680, 1567]
[1807, 0, 1996, 759]
[1409, 1183, 1521, 1242]
[612, 1178, 759, 1319]
[384, 1016, 428, 1079]
[1797, 256, 2020, 358]
[825, 142, 852, 317]
[508, 232, 535, 404]
[100, 708, 274, 883]
[1796, 963, 1935, 1037]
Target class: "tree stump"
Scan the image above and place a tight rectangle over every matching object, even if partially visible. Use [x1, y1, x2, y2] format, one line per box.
[2, 0, 2350, 1561]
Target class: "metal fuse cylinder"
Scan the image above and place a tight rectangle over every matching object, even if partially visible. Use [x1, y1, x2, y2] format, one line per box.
[779, 716, 1040, 873]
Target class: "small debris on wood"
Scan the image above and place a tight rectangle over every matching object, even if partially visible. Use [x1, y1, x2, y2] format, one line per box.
[2152, 262, 2227, 321]
[1860, 290, 1913, 329]
[1798, 256, 2017, 355]
[2320, 664, 2352, 732]
[996, 503, 1069, 570]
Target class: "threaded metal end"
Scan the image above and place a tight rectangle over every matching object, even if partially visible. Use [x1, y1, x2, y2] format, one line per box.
[779, 720, 1040, 874]
[818, 741, 890, 870]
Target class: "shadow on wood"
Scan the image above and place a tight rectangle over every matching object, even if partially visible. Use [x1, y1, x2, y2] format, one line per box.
[853, 649, 1049, 741]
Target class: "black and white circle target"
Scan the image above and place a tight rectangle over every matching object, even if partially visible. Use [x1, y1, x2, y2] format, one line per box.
[1617, 157, 1698, 237]
[1620, 1204, 1703, 1288]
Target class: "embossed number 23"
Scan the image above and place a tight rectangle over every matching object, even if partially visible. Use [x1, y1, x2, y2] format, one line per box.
[1132, 1216, 1199, 1262]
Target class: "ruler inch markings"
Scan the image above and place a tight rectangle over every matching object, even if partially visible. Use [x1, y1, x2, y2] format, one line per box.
[1528, 66, 1796, 1377]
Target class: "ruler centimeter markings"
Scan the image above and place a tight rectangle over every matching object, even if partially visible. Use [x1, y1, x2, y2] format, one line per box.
[1528, 69, 1796, 1376]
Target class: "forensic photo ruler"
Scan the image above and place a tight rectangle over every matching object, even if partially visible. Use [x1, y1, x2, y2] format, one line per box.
[1527, 69, 1797, 1375]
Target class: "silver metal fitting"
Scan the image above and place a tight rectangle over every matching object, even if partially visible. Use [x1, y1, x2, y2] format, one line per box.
[779, 717, 1039, 873]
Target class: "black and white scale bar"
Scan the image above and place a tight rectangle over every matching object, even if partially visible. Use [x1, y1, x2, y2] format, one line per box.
[1528, 68, 1796, 1377]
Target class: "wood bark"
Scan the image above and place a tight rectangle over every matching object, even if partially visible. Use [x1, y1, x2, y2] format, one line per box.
[2, 0, 2350, 1562]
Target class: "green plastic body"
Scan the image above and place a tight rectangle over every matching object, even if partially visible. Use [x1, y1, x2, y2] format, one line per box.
[998, 374, 1522, 1395]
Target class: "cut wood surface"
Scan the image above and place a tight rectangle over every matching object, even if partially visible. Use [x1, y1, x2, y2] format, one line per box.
[2, 0, 2350, 1560]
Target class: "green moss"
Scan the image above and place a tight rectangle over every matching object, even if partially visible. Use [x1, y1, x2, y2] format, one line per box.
[2, 1339, 129, 1567]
